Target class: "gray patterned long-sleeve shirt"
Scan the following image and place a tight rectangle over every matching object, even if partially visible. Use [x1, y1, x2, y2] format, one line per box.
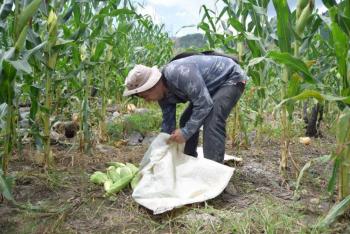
[158, 55, 248, 140]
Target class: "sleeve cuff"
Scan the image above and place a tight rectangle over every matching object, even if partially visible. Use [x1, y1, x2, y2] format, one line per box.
[180, 128, 191, 141]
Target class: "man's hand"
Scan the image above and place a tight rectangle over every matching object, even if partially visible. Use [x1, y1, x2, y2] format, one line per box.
[168, 129, 186, 144]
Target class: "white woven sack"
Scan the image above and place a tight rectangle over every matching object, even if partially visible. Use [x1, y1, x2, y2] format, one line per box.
[132, 133, 234, 214]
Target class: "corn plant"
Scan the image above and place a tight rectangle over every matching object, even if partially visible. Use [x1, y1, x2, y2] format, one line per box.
[0, 0, 43, 174]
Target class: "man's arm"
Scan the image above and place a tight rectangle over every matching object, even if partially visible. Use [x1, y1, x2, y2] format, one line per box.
[158, 100, 176, 134]
[166, 63, 213, 140]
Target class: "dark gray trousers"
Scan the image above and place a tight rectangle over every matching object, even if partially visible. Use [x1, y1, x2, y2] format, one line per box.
[180, 83, 244, 163]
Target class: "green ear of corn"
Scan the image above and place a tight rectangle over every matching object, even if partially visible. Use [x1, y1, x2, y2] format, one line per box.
[296, 0, 309, 18]
[16, 0, 42, 37]
[104, 180, 113, 191]
[119, 166, 133, 178]
[296, 0, 308, 10]
[105, 175, 133, 196]
[14, 25, 29, 52]
[91, 162, 140, 195]
[106, 165, 116, 171]
[126, 163, 138, 175]
[296, 2, 313, 35]
[90, 171, 108, 185]
[107, 167, 121, 182]
[47, 52, 57, 69]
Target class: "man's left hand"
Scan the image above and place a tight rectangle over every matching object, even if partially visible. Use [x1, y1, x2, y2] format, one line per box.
[168, 129, 186, 144]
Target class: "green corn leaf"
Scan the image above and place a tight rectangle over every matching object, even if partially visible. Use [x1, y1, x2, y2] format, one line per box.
[322, 0, 337, 8]
[16, 0, 42, 37]
[201, 5, 216, 32]
[228, 17, 245, 32]
[329, 7, 349, 84]
[295, 154, 332, 194]
[15, 25, 29, 51]
[91, 41, 106, 62]
[97, 8, 135, 18]
[216, 6, 228, 24]
[328, 157, 340, 194]
[318, 195, 350, 228]
[267, 51, 314, 83]
[247, 57, 267, 68]
[287, 74, 302, 98]
[72, 3, 81, 26]
[274, 90, 350, 111]
[198, 22, 214, 47]
[0, 169, 15, 202]
[272, 0, 292, 53]
[7, 59, 32, 74]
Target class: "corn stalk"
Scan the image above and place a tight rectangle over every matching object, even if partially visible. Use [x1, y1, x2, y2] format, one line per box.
[336, 108, 350, 200]
[98, 46, 113, 142]
[42, 10, 58, 167]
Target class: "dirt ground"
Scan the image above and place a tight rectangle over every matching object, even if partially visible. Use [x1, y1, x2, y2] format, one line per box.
[1, 130, 349, 233]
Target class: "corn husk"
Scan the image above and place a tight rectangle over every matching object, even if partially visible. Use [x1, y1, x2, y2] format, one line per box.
[105, 176, 132, 196]
[104, 180, 113, 191]
[119, 166, 133, 178]
[16, 0, 42, 36]
[90, 171, 108, 185]
[126, 163, 139, 174]
[14, 25, 28, 52]
[296, 2, 313, 35]
[107, 166, 121, 182]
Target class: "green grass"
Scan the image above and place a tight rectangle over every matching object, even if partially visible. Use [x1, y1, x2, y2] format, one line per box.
[172, 197, 331, 233]
[107, 110, 162, 140]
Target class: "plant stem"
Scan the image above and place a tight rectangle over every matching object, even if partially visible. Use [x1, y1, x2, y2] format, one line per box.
[43, 70, 52, 167]
[99, 65, 108, 142]
[280, 66, 290, 170]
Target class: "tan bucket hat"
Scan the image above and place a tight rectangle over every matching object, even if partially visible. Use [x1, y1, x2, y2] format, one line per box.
[123, 64, 162, 96]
